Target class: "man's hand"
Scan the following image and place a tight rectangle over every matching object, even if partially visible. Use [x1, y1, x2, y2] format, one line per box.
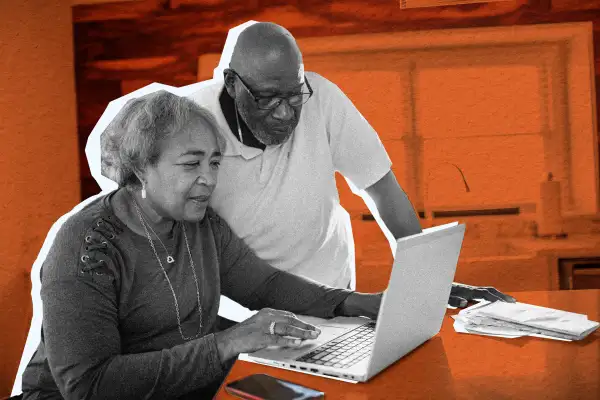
[336, 283, 515, 318]
[449, 283, 516, 308]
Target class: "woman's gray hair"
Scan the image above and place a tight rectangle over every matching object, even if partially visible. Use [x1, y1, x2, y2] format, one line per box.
[100, 90, 226, 188]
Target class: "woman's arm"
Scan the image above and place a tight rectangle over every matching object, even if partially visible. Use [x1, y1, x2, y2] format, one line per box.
[213, 214, 353, 318]
[334, 291, 383, 320]
[42, 276, 224, 400]
[41, 222, 226, 400]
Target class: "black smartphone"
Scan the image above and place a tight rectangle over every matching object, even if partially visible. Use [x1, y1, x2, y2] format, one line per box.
[224, 373, 325, 400]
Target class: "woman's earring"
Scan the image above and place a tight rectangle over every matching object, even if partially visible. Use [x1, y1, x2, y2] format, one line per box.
[141, 183, 147, 199]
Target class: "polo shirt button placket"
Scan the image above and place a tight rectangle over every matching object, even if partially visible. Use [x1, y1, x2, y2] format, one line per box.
[260, 146, 280, 184]
[259, 151, 269, 184]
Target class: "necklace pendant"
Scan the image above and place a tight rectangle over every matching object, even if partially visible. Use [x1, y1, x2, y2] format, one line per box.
[167, 256, 175, 264]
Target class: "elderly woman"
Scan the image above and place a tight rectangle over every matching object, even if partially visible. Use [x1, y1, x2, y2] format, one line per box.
[20, 90, 381, 400]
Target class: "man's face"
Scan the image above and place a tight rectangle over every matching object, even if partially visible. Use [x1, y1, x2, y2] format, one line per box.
[232, 65, 306, 146]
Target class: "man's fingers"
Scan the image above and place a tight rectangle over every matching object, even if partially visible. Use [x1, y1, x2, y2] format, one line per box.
[450, 284, 471, 300]
[483, 287, 517, 303]
[449, 284, 517, 306]
[448, 295, 468, 308]
[471, 288, 503, 303]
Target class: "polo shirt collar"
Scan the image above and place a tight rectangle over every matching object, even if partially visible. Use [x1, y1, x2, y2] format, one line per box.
[213, 85, 289, 161]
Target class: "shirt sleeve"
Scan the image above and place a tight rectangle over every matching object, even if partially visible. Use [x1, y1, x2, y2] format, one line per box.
[212, 214, 352, 318]
[317, 73, 392, 191]
[40, 219, 226, 400]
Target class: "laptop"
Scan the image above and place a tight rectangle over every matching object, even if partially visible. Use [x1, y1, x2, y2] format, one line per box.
[243, 221, 466, 382]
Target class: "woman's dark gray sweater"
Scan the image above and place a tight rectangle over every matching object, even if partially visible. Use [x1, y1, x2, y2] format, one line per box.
[21, 190, 352, 399]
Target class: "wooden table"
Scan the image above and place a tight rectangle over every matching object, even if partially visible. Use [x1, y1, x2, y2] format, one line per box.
[215, 290, 600, 399]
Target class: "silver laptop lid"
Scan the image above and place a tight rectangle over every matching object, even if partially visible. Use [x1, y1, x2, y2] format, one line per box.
[366, 222, 466, 379]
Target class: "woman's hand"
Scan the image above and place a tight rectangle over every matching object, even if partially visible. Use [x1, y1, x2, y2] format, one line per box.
[214, 308, 321, 361]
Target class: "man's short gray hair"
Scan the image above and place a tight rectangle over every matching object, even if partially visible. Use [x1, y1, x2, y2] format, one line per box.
[101, 90, 226, 188]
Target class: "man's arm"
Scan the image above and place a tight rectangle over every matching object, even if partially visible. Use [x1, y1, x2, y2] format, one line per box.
[318, 72, 514, 307]
[363, 170, 516, 308]
[364, 170, 422, 239]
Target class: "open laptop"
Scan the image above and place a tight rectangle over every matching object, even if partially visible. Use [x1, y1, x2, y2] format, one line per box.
[243, 221, 466, 382]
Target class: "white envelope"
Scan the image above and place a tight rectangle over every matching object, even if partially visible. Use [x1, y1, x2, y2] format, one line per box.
[452, 315, 525, 338]
[477, 301, 599, 337]
[450, 301, 588, 341]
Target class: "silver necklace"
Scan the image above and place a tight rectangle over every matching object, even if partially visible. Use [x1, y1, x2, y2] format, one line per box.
[137, 211, 175, 264]
[234, 103, 244, 144]
[132, 199, 203, 341]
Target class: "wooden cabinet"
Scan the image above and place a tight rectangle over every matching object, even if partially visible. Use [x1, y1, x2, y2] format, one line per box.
[558, 258, 600, 290]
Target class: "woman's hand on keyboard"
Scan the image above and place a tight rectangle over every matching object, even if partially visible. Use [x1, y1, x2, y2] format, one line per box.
[214, 308, 322, 360]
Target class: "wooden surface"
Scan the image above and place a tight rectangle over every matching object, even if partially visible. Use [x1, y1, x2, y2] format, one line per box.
[215, 289, 600, 400]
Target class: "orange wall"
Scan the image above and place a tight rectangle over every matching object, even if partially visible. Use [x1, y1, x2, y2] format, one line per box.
[0, 0, 80, 396]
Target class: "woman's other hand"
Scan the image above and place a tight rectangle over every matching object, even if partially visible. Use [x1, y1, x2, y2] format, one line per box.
[214, 308, 321, 361]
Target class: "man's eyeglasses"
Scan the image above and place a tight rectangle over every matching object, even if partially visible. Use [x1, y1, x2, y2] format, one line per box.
[229, 70, 313, 110]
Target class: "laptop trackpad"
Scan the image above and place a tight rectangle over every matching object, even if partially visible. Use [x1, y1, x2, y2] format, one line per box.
[248, 316, 369, 361]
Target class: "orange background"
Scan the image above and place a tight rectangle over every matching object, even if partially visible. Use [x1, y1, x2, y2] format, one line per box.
[2, 0, 600, 398]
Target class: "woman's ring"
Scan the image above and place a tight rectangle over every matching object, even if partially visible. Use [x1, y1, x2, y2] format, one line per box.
[269, 321, 276, 335]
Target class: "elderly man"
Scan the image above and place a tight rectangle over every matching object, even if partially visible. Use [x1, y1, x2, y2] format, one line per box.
[186, 21, 515, 309]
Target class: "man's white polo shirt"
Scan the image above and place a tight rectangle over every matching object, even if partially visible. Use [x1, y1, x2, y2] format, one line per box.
[186, 72, 391, 289]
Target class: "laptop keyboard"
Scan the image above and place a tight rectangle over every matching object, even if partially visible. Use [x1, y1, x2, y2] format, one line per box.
[296, 322, 376, 369]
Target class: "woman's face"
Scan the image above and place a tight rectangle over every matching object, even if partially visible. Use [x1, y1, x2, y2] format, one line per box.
[141, 119, 222, 222]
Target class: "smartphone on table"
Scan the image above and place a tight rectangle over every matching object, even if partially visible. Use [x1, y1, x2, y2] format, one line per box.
[224, 373, 325, 399]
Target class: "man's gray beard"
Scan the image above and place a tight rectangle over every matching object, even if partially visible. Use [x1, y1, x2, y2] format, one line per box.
[237, 106, 294, 146]
[252, 128, 293, 146]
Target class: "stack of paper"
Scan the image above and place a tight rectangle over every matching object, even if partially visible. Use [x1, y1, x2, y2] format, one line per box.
[452, 300, 600, 341]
